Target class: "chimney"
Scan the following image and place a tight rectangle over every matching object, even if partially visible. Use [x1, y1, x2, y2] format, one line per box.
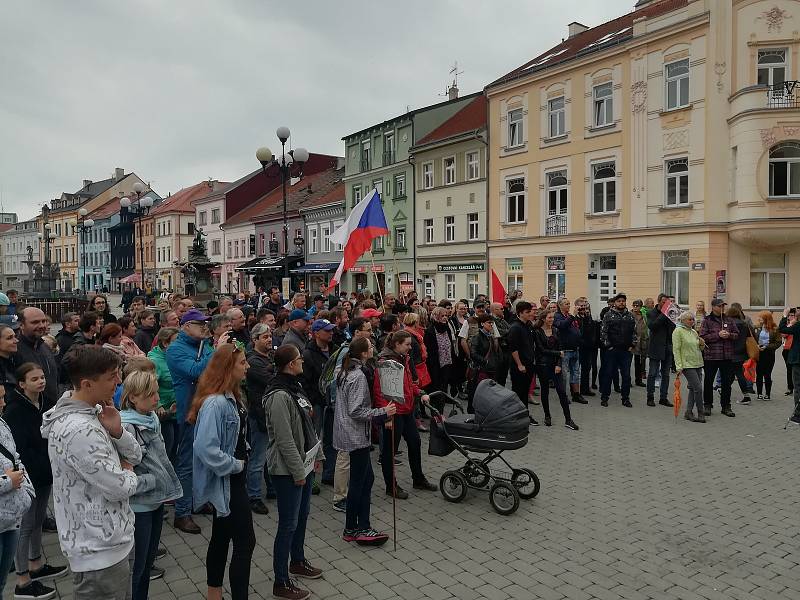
[448, 84, 459, 101]
[568, 21, 589, 38]
[83, 179, 92, 189]
[114, 167, 124, 181]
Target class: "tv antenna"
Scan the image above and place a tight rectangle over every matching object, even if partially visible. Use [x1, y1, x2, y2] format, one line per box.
[440, 61, 464, 99]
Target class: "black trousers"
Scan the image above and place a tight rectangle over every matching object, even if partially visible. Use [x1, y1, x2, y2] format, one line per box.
[380, 412, 424, 490]
[634, 355, 646, 383]
[207, 473, 256, 600]
[536, 365, 571, 422]
[579, 346, 596, 393]
[346, 447, 374, 532]
[495, 352, 510, 387]
[510, 365, 534, 407]
[756, 349, 776, 396]
[703, 360, 733, 410]
[783, 349, 793, 391]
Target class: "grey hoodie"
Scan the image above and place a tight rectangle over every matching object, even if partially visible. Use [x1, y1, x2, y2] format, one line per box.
[41, 391, 146, 573]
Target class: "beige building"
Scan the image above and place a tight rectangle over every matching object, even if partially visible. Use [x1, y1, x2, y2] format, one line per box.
[486, 0, 800, 312]
[412, 95, 489, 301]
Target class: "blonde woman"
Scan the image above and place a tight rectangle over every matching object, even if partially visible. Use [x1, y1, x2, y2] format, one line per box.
[672, 311, 706, 423]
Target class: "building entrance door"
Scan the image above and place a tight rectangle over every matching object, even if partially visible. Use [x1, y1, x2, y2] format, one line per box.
[588, 254, 617, 313]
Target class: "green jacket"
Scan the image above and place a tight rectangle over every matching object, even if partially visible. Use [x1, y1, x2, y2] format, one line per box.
[147, 346, 176, 414]
[672, 324, 704, 371]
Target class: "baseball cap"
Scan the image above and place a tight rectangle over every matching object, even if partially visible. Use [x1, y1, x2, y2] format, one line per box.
[0, 292, 9, 306]
[288, 309, 312, 322]
[180, 309, 212, 325]
[311, 319, 335, 333]
[361, 308, 383, 318]
[610, 293, 627, 302]
[711, 298, 727, 307]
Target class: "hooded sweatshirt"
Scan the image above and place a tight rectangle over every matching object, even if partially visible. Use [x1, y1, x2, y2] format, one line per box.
[41, 391, 145, 573]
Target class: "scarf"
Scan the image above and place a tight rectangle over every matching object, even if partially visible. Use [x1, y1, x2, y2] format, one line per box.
[265, 372, 317, 452]
[120, 408, 159, 431]
[433, 320, 450, 334]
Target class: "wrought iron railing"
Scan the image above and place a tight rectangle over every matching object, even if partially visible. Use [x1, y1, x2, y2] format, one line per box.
[767, 81, 800, 108]
[545, 214, 567, 236]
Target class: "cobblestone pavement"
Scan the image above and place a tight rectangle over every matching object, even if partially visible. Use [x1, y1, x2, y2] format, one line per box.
[14, 360, 800, 600]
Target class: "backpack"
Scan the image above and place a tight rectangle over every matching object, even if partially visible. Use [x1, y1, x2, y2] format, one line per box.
[318, 343, 348, 405]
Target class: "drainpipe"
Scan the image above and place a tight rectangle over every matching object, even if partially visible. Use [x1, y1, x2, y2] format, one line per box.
[473, 122, 490, 297]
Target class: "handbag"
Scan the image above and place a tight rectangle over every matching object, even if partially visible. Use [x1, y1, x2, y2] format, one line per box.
[746, 335, 760, 361]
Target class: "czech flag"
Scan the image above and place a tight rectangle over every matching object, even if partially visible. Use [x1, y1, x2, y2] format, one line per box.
[328, 188, 389, 288]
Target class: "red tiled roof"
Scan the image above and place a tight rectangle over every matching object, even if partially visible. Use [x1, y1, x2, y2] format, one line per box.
[150, 181, 228, 216]
[416, 96, 487, 146]
[0, 224, 14, 234]
[489, 0, 688, 87]
[89, 195, 125, 220]
[304, 180, 344, 209]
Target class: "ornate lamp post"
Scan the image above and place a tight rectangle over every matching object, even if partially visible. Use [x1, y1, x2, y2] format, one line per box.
[36, 204, 58, 292]
[256, 128, 309, 282]
[76, 207, 95, 293]
[120, 182, 153, 289]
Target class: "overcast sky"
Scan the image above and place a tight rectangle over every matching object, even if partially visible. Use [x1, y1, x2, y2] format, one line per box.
[0, 0, 633, 220]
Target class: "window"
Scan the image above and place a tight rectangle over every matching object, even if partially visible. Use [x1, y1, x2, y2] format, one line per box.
[372, 179, 383, 196]
[424, 219, 434, 244]
[443, 156, 456, 185]
[259, 234, 265, 256]
[466, 151, 480, 180]
[546, 256, 566, 300]
[665, 58, 689, 110]
[424, 276, 435, 298]
[508, 108, 523, 147]
[662, 251, 689, 305]
[227, 241, 232, 258]
[309, 228, 318, 254]
[758, 49, 786, 87]
[334, 221, 344, 251]
[548, 96, 566, 137]
[211, 208, 220, 224]
[352, 185, 362, 207]
[373, 235, 384, 251]
[361, 139, 371, 171]
[467, 274, 479, 300]
[769, 142, 800, 197]
[468, 213, 479, 240]
[322, 225, 331, 252]
[233, 240, 239, 258]
[665, 158, 689, 205]
[394, 226, 406, 249]
[593, 82, 613, 127]
[546, 170, 568, 235]
[383, 132, 395, 165]
[394, 174, 406, 198]
[592, 162, 616, 213]
[506, 258, 523, 294]
[167, 221, 171, 235]
[750, 253, 785, 308]
[445, 274, 456, 300]
[444, 216, 455, 242]
[506, 178, 526, 223]
[422, 162, 434, 189]
[271, 232, 277, 241]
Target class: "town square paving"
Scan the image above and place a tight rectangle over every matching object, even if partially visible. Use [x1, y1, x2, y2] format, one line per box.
[19, 362, 800, 600]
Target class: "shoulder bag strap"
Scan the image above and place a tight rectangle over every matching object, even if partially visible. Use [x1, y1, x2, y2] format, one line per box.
[0, 440, 18, 470]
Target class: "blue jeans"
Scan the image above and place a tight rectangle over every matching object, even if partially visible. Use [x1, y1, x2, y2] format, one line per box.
[132, 506, 164, 600]
[562, 350, 581, 386]
[600, 349, 632, 401]
[0, 529, 19, 595]
[175, 421, 194, 518]
[320, 407, 337, 482]
[161, 419, 177, 464]
[647, 350, 673, 402]
[246, 417, 275, 500]
[272, 474, 314, 586]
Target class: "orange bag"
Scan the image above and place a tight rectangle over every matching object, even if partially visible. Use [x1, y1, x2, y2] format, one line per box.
[743, 358, 757, 383]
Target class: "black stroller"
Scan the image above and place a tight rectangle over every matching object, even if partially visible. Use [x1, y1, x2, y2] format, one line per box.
[427, 379, 540, 515]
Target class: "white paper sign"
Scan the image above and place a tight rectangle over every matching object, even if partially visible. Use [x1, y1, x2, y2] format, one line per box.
[303, 441, 321, 477]
[377, 359, 405, 405]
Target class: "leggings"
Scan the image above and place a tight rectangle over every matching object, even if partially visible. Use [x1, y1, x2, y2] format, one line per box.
[15, 485, 50, 575]
[536, 365, 571, 422]
[345, 447, 374, 532]
[206, 473, 256, 600]
[783, 348, 794, 391]
[756, 349, 776, 396]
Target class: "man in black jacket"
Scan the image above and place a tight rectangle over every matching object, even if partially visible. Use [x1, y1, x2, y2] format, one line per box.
[72, 311, 102, 347]
[599, 294, 638, 407]
[16, 308, 60, 411]
[490, 302, 511, 385]
[575, 298, 598, 397]
[507, 301, 538, 425]
[646, 293, 676, 407]
[55, 312, 79, 359]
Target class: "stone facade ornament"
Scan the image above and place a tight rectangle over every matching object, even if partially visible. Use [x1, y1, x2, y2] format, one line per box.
[630, 81, 647, 112]
[783, 126, 800, 136]
[760, 127, 778, 148]
[714, 62, 726, 93]
[758, 6, 791, 33]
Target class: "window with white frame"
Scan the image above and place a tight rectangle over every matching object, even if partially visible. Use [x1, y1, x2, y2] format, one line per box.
[383, 131, 395, 164]
[507, 258, 523, 294]
[322, 225, 331, 252]
[233, 240, 239, 258]
[769, 142, 800, 197]
[508, 108, 523, 147]
[394, 173, 406, 197]
[757, 49, 786, 87]
[309, 228, 318, 254]
[394, 226, 406, 249]
[424, 275, 435, 298]
[361, 139, 371, 170]
[548, 96, 566, 137]
[422, 162, 434, 189]
[662, 251, 689, 305]
[665, 158, 689, 206]
[592, 162, 616, 213]
[258, 234, 265, 255]
[546, 256, 566, 300]
[424, 219, 434, 244]
[352, 185, 362, 207]
[546, 170, 568, 236]
[373, 235, 384, 251]
[593, 82, 613, 127]
[445, 274, 456, 300]
[227, 241, 232, 258]
[467, 213, 479, 240]
[444, 216, 455, 242]
[211, 208, 221, 223]
[665, 58, 689, 110]
[372, 179, 383, 196]
[467, 274, 479, 300]
[466, 151, 480, 180]
[750, 253, 785, 308]
[334, 221, 344, 251]
[443, 156, 456, 185]
[506, 178, 525, 223]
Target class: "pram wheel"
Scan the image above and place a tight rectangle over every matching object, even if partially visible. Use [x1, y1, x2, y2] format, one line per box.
[440, 470, 468, 503]
[462, 459, 490, 488]
[489, 481, 520, 515]
[511, 468, 540, 499]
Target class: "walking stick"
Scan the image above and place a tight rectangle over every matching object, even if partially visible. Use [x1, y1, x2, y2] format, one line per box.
[390, 408, 397, 552]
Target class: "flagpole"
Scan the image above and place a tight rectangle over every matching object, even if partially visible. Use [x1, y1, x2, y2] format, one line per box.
[370, 251, 385, 307]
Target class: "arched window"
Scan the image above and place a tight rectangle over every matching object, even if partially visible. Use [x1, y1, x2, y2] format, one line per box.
[769, 141, 800, 197]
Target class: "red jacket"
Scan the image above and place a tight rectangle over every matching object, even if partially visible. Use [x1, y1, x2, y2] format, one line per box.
[372, 349, 421, 415]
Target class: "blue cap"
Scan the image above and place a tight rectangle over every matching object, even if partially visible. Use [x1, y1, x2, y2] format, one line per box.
[180, 309, 211, 325]
[288, 309, 311, 322]
[311, 319, 335, 333]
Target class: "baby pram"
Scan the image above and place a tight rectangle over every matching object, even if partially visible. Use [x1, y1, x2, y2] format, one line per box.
[427, 379, 540, 515]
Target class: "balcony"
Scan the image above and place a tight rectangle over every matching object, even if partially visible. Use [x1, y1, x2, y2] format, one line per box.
[360, 159, 371, 172]
[545, 214, 567, 236]
[767, 81, 800, 109]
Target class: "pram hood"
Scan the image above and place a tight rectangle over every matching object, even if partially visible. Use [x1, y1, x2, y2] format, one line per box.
[473, 379, 529, 431]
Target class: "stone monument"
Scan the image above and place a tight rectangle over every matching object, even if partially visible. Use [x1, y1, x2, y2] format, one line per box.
[174, 228, 220, 304]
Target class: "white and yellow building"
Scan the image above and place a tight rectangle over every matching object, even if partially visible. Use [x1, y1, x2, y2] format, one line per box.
[486, 0, 800, 311]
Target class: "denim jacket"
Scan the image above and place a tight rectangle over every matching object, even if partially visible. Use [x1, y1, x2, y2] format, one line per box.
[192, 394, 245, 517]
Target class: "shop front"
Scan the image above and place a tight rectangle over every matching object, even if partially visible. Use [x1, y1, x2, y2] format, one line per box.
[235, 256, 304, 295]
[292, 262, 340, 294]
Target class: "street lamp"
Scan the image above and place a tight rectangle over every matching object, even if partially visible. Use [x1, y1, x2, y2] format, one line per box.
[256, 127, 309, 284]
[120, 181, 153, 290]
[76, 207, 95, 294]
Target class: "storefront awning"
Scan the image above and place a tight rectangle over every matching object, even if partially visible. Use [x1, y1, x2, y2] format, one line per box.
[290, 262, 340, 274]
[235, 256, 302, 272]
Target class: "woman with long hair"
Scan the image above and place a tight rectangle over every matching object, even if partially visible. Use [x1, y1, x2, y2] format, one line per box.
[533, 310, 579, 430]
[423, 307, 456, 402]
[673, 311, 706, 422]
[147, 327, 180, 460]
[133, 309, 158, 352]
[755, 310, 781, 400]
[334, 337, 395, 545]
[118, 316, 146, 358]
[467, 314, 504, 412]
[188, 345, 255, 600]
[100, 323, 128, 364]
[725, 305, 754, 404]
[90, 293, 117, 324]
[263, 345, 324, 600]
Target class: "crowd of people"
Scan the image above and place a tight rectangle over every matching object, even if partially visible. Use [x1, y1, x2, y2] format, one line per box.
[0, 284, 798, 600]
